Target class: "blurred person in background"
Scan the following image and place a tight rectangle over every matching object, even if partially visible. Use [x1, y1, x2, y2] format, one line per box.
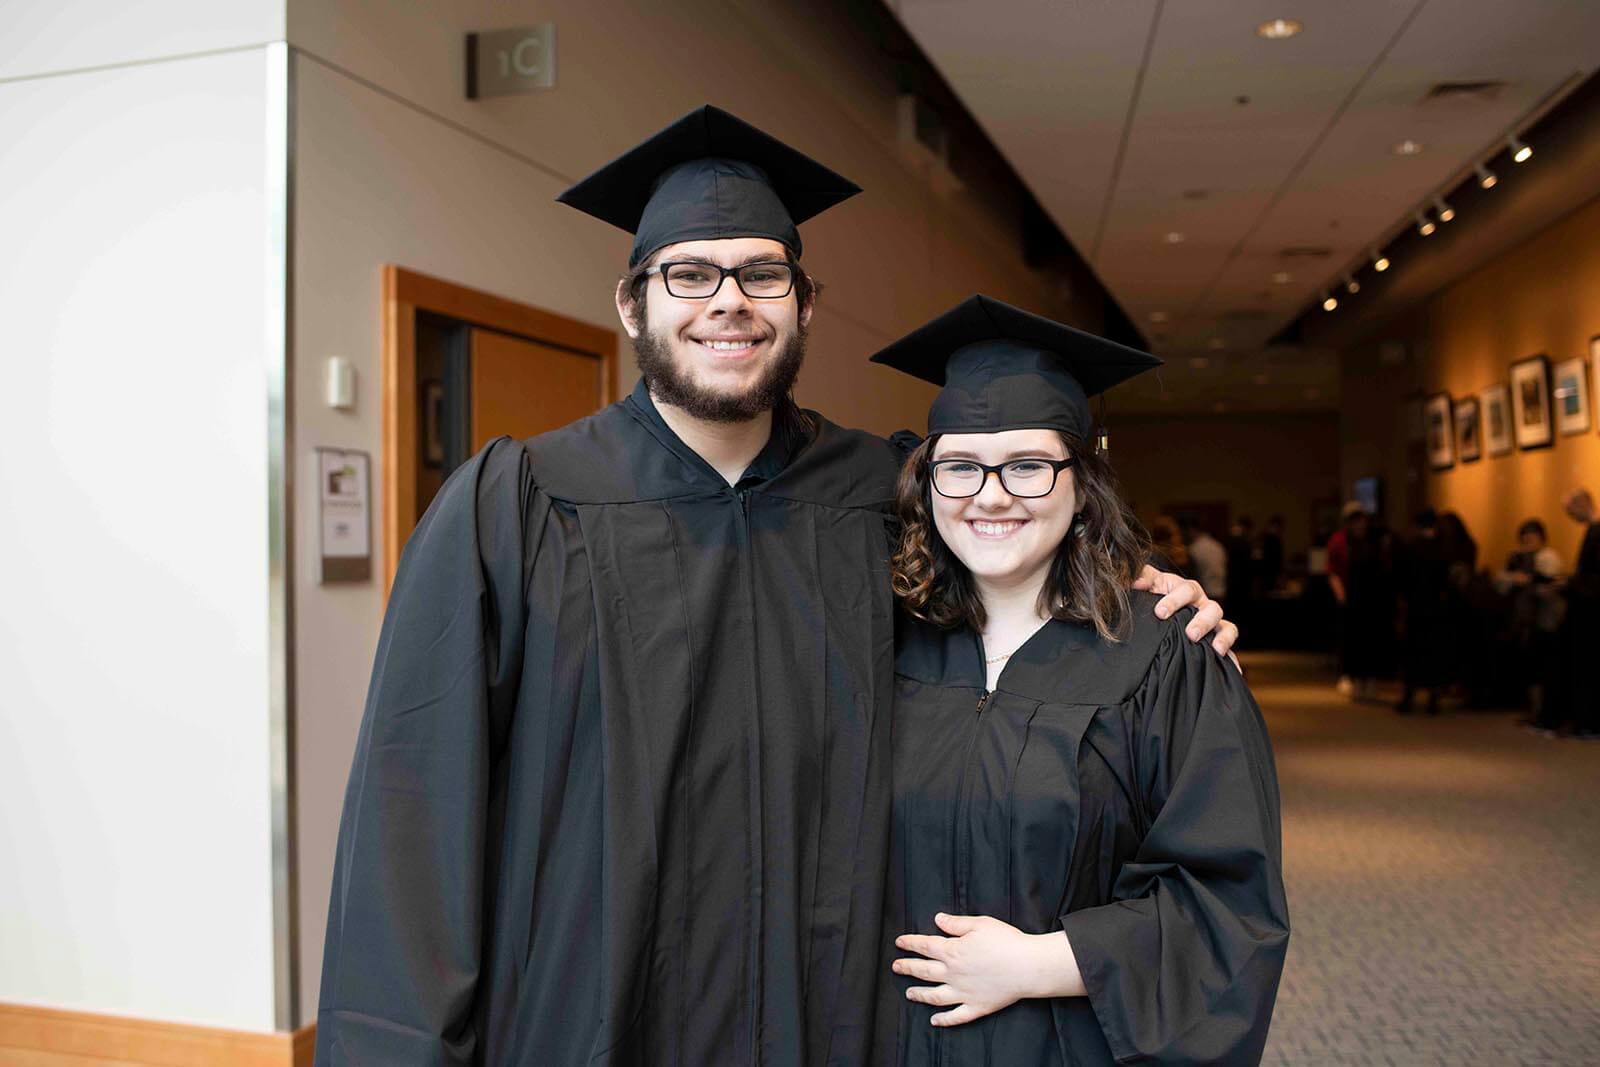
[1395, 508, 1452, 716]
[1537, 489, 1600, 738]
[1498, 519, 1564, 723]
[1327, 502, 1387, 698]
[1181, 514, 1227, 602]
[1149, 515, 1189, 574]
[1259, 514, 1285, 594]
[1226, 514, 1257, 625]
[1437, 511, 1484, 702]
[1325, 503, 1353, 693]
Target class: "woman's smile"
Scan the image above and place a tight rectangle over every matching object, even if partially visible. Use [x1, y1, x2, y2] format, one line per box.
[967, 518, 1030, 540]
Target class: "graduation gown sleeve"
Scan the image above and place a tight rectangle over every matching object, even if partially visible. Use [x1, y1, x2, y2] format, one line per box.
[1057, 621, 1290, 1065]
[316, 437, 539, 1066]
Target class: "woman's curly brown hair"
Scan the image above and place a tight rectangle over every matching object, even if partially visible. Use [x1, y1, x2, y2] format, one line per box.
[891, 432, 1151, 641]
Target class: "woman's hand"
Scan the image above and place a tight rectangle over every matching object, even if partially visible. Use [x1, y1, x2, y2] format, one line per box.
[1133, 564, 1240, 662]
[893, 913, 1085, 1027]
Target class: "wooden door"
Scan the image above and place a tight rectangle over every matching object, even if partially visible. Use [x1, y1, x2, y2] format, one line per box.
[383, 266, 618, 593]
[469, 328, 603, 448]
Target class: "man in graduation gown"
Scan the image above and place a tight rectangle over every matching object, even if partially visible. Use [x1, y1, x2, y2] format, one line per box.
[314, 106, 1234, 1067]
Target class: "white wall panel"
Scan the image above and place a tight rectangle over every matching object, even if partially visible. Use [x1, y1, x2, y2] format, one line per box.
[0, 0, 283, 80]
[0, 48, 277, 1031]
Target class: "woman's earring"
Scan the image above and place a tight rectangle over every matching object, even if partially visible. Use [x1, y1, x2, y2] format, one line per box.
[1071, 513, 1087, 537]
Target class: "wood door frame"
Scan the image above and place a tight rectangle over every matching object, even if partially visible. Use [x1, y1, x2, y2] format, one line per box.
[382, 265, 618, 592]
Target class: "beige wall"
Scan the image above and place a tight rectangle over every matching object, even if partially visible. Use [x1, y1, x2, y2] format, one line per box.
[1340, 192, 1600, 570]
[287, 0, 1112, 1022]
[1110, 413, 1342, 561]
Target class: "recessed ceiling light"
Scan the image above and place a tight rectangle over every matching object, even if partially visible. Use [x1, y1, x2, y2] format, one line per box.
[1164, 231, 1185, 244]
[1393, 139, 1424, 156]
[1272, 271, 1293, 284]
[1149, 310, 1170, 323]
[1256, 18, 1302, 40]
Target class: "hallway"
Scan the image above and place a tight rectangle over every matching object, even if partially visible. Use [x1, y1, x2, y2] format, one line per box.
[1253, 653, 1600, 1064]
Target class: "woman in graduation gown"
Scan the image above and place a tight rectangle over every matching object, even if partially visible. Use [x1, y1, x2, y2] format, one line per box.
[875, 296, 1290, 1066]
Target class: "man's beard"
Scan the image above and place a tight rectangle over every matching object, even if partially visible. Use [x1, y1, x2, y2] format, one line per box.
[633, 320, 807, 423]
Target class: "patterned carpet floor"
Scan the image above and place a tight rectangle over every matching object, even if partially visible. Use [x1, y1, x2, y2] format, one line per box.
[1248, 652, 1600, 1065]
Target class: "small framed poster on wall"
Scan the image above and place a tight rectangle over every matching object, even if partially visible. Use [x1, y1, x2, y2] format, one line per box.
[1480, 384, 1513, 457]
[1553, 355, 1590, 435]
[1591, 335, 1600, 435]
[1424, 392, 1454, 469]
[1454, 396, 1482, 462]
[1509, 355, 1553, 450]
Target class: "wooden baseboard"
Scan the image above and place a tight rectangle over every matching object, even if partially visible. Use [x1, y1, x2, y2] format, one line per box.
[0, 1003, 314, 1067]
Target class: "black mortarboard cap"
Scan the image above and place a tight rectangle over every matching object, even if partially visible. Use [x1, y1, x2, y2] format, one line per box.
[556, 105, 861, 267]
[869, 295, 1161, 438]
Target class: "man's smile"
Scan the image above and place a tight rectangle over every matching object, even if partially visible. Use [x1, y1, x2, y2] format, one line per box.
[691, 335, 765, 358]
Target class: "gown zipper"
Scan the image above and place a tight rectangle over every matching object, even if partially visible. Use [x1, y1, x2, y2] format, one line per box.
[951, 689, 989, 917]
[733, 485, 763, 1065]
[938, 686, 991, 1067]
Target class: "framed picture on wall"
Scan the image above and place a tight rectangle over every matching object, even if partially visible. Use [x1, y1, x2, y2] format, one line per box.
[1592, 335, 1600, 437]
[1453, 396, 1482, 463]
[1424, 392, 1454, 469]
[1509, 355, 1553, 450]
[1480, 384, 1513, 457]
[1553, 355, 1590, 435]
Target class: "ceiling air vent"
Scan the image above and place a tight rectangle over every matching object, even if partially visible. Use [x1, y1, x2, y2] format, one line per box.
[1278, 246, 1333, 259]
[1221, 308, 1271, 322]
[1420, 80, 1508, 106]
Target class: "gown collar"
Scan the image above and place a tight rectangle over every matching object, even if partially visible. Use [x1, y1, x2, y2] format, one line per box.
[624, 377, 813, 489]
[894, 612, 1105, 697]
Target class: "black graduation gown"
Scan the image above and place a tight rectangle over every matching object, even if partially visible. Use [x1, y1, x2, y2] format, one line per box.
[885, 595, 1289, 1066]
[316, 382, 903, 1066]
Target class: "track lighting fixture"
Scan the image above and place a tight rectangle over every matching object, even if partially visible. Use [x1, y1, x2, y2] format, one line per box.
[1415, 211, 1436, 237]
[1433, 196, 1454, 223]
[1477, 164, 1498, 189]
[1371, 249, 1390, 272]
[1509, 136, 1532, 163]
[1322, 291, 1338, 312]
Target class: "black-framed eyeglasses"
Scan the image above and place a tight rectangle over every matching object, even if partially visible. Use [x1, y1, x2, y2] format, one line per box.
[643, 259, 796, 299]
[929, 456, 1076, 499]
